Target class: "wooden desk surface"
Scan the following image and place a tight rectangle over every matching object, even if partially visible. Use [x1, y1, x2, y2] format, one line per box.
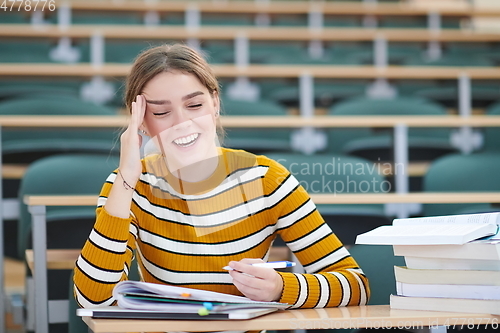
[3, 24, 500, 42]
[64, 0, 500, 17]
[3, 64, 500, 79]
[1, 115, 500, 128]
[23, 192, 500, 207]
[25, 249, 80, 272]
[81, 305, 500, 332]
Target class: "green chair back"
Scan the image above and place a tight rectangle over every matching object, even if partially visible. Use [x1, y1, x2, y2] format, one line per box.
[0, 40, 53, 63]
[482, 101, 500, 152]
[327, 97, 455, 160]
[0, 97, 120, 162]
[405, 53, 494, 67]
[413, 85, 500, 109]
[17, 154, 119, 259]
[264, 153, 390, 244]
[221, 98, 292, 153]
[422, 152, 500, 217]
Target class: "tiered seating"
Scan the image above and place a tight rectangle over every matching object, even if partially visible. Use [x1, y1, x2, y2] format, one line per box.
[2, 1, 500, 332]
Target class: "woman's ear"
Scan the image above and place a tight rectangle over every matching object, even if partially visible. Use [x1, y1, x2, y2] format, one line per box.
[213, 91, 221, 117]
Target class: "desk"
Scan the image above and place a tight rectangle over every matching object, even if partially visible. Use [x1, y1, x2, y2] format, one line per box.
[55, 0, 500, 17]
[4, 24, 500, 42]
[4, 64, 500, 79]
[80, 305, 500, 333]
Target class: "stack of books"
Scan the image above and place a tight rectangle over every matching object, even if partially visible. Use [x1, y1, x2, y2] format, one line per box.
[356, 212, 500, 315]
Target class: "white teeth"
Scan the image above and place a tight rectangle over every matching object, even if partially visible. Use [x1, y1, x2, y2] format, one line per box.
[174, 133, 199, 147]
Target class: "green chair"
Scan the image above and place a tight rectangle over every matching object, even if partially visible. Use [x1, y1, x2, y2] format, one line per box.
[378, 16, 427, 28]
[0, 84, 79, 102]
[0, 40, 54, 63]
[18, 153, 120, 260]
[0, 97, 120, 163]
[105, 41, 163, 64]
[1, 11, 29, 23]
[348, 245, 405, 305]
[422, 152, 500, 217]
[323, 15, 361, 27]
[202, 41, 234, 64]
[327, 97, 457, 161]
[264, 153, 391, 245]
[268, 81, 367, 108]
[221, 98, 292, 154]
[271, 14, 308, 26]
[161, 12, 184, 25]
[481, 101, 500, 152]
[59, 12, 142, 24]
[413, 84, 500, 109]
[404, 53, 494, 67]
[19, 154, 119, 333]
[201, 13, 253, 26]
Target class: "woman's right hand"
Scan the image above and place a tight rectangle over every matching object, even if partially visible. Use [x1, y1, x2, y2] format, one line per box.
[118, 94, 147, 187]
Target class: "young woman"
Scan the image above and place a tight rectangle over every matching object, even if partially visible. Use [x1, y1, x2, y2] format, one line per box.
[73, 44, 369, 309]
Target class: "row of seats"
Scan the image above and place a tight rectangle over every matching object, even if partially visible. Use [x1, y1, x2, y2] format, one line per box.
[2, 38, 499, 66]
[2, 74, 500, 109]
[1, 93, 500, 167]
[2, 9, 463, 28]
[222, 96, 500, 157]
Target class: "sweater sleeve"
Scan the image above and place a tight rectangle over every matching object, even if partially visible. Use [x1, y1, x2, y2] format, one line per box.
[266, 160, 370, 308]
[73, 171, 138, 308]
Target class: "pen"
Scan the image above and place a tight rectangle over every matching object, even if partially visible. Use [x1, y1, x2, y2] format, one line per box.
[223, 261, 296, 270]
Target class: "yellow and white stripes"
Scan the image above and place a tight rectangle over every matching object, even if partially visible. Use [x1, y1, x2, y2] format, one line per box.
[74, 148, 369, 309]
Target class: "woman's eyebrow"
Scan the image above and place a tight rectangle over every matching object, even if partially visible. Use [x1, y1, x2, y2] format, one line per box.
[146, 99, 170, 105]
[145, 91, 204, 105]
[182, 91, 204, 101]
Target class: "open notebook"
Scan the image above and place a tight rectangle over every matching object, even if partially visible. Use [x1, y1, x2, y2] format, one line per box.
[77, 281, 288, 320]
[77, 306, 279, 320]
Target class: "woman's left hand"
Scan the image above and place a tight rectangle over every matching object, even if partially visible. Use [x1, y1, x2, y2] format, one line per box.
[227, 258, 284, 302]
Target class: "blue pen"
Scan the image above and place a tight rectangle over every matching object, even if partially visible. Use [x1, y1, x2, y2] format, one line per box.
[223, 261, 296, 270]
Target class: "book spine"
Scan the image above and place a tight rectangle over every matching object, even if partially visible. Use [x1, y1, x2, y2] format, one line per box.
[394, 266, 500, 286]
[404, 256, 500, 271]
[390, 295, 500, 316]
[396, 282, 500, 300]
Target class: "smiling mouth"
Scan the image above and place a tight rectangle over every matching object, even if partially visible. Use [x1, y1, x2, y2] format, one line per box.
[173, 133, 200, 148]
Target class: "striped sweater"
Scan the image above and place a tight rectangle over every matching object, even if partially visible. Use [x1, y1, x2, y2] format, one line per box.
[73, 148, 369, 308]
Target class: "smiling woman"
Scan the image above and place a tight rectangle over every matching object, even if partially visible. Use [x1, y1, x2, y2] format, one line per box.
[73, 44, 370, 311]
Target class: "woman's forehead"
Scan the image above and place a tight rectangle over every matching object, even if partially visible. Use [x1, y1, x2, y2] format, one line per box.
[143, 71, 208, 98]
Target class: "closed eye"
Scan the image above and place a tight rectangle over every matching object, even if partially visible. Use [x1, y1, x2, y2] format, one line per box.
[153, 111, 171, 116]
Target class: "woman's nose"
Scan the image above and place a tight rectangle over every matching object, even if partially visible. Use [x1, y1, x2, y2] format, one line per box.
[172, 109, 192, 129]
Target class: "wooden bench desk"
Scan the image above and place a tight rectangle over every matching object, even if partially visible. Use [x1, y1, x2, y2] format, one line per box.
[63, 0, 500, 17]
[81, 305, 500, 333]
[3, 24, 500, 42]
[3, 64, 500, 79]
